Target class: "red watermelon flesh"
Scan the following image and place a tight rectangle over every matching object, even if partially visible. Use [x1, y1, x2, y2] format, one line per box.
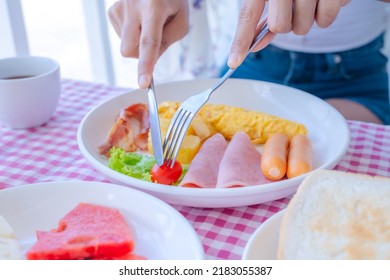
[91, 253, 147, 260]
[26, 203, 134, 260]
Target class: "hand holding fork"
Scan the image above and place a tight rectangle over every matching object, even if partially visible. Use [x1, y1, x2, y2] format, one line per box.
[162, 21, 274, 167]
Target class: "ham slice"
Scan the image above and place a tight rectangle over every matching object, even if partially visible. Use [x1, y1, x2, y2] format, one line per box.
[216, 132, 270, 188]
[180, 133, 227, 188]
[181, 132, 270, 189]
[99, 103, 149, 156]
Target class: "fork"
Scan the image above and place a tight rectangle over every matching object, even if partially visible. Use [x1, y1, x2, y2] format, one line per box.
[163, 22, 271, 167]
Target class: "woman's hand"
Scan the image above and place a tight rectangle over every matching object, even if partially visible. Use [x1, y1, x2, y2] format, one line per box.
[108, 0, 189, 88]
[228, 0, 351, 68]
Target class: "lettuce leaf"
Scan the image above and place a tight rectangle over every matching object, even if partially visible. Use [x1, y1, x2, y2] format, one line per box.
[107, 147, 188, 185]
[108, 147, 156, 182]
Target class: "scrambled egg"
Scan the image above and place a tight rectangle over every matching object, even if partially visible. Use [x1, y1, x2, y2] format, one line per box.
[158, 101, 307, 144]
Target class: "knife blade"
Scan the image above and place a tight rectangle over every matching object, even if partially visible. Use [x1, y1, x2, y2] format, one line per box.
[147, 78, 164, 166]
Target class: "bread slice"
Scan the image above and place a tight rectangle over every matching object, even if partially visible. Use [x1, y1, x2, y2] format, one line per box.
[277, 169, 390, 260]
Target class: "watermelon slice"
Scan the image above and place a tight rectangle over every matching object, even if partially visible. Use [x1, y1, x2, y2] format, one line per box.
[26, 203, 135, 260]
[91, 253, 147, 260]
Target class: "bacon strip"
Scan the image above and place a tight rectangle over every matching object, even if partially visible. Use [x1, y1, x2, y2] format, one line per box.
[180, 133, 227, 188]
[99, 103, 149, 156]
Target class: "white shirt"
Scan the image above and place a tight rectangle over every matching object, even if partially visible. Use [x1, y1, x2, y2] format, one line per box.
[155, 0, 389, 83]
[271, 0, 389, 53]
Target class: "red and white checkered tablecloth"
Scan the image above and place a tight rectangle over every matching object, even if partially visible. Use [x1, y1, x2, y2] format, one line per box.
[1, 79, 390, 260]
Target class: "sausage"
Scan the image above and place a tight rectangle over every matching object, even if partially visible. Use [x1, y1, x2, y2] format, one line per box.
[286, 134, 312, 179]
[261, 133, 289, 180]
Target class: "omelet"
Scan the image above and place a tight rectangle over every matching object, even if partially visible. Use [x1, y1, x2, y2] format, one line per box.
[158, 101, 180, 118]
[157, 101, 308, 145]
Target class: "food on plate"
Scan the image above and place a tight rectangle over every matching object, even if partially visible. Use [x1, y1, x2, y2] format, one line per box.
[147, 117, 205, 164]
[26, 203, 140, 260]
[150, 160, 183, 185]
[261, 133, 313, 180]
[101, 101, 311, 186]
[92, 252, 146, 260]
[99, 103, 149, 156]
[277, 170, 390, 260]
[173, 135, 202, 164]
[216, 132, 270, 188]
[180, 133, 228, 188]
[261, 133, 289, 180]
[154, 134, 201, 165]
[108, 147, 188, 185]
[158, 101, 308, 144]
[189, 117, 216, 141]
[0, 215, 22, 260]
[108, 147, 157, 181]
[286, 134, 312, 179]
[101, 101, 307, 161]
[181, 132, 270, 188]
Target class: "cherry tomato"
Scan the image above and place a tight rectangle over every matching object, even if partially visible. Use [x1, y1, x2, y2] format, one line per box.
[150, 160, 183, 185]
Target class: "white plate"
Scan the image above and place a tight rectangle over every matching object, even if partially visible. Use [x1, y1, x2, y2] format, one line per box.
[0, 181, 204, 260]
[242, 210, 285, 260]
[78, 78, 350, 208]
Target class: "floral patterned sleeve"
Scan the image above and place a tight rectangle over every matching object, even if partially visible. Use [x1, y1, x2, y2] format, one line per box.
[153, 0, 240, 83]
[192, 0, 203, 9]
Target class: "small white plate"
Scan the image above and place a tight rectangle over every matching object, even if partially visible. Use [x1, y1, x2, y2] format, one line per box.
[242, 210, 285, 260]
[0, 181, 204, 260]
[78, 78, 350, 208]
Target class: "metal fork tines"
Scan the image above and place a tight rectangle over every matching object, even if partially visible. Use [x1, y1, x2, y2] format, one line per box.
[163, 88, 213, 167]
[163, 22, 270, 167]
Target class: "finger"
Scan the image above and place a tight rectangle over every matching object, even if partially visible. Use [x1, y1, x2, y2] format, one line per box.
[119, 17, 141, 58]
[316, 0, 343, 28]
[159, 9, 189, 56]
[111, 0, 140, 58]
[342, 0, 351, 6]
[107, 1, 123, 37]
[138, 15, 165, 88]
[228, 0, 265, 68]
[291, 0, 317, 35]
[251, 19, 276, 52]
[267, 0, 293, 33]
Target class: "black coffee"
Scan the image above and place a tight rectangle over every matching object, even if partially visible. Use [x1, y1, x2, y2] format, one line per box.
[1, 75, 34, 80]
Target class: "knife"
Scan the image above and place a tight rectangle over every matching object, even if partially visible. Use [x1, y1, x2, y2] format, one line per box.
[147, 78, 164, 166]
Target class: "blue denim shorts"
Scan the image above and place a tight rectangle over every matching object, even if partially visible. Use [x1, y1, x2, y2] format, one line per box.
[220, 34, 390, 124]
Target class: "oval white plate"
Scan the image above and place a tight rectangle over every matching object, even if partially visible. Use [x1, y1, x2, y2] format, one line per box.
[78, 78, 350, 208]
[0, 181, 204, 260]
[242, 210, 285, 260]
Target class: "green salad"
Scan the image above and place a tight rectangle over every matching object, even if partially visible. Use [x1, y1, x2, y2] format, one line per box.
[108, 147, 188, 185]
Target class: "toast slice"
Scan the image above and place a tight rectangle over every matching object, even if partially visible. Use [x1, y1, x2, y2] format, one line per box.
[277, 169, 390, 260]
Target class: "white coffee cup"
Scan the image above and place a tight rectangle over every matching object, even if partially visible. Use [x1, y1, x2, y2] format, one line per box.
[0, 56, 61, 129]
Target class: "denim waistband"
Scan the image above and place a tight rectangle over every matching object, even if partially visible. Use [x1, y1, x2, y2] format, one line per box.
[264, 33, 387, 84]
[267, 33, 385, 58]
